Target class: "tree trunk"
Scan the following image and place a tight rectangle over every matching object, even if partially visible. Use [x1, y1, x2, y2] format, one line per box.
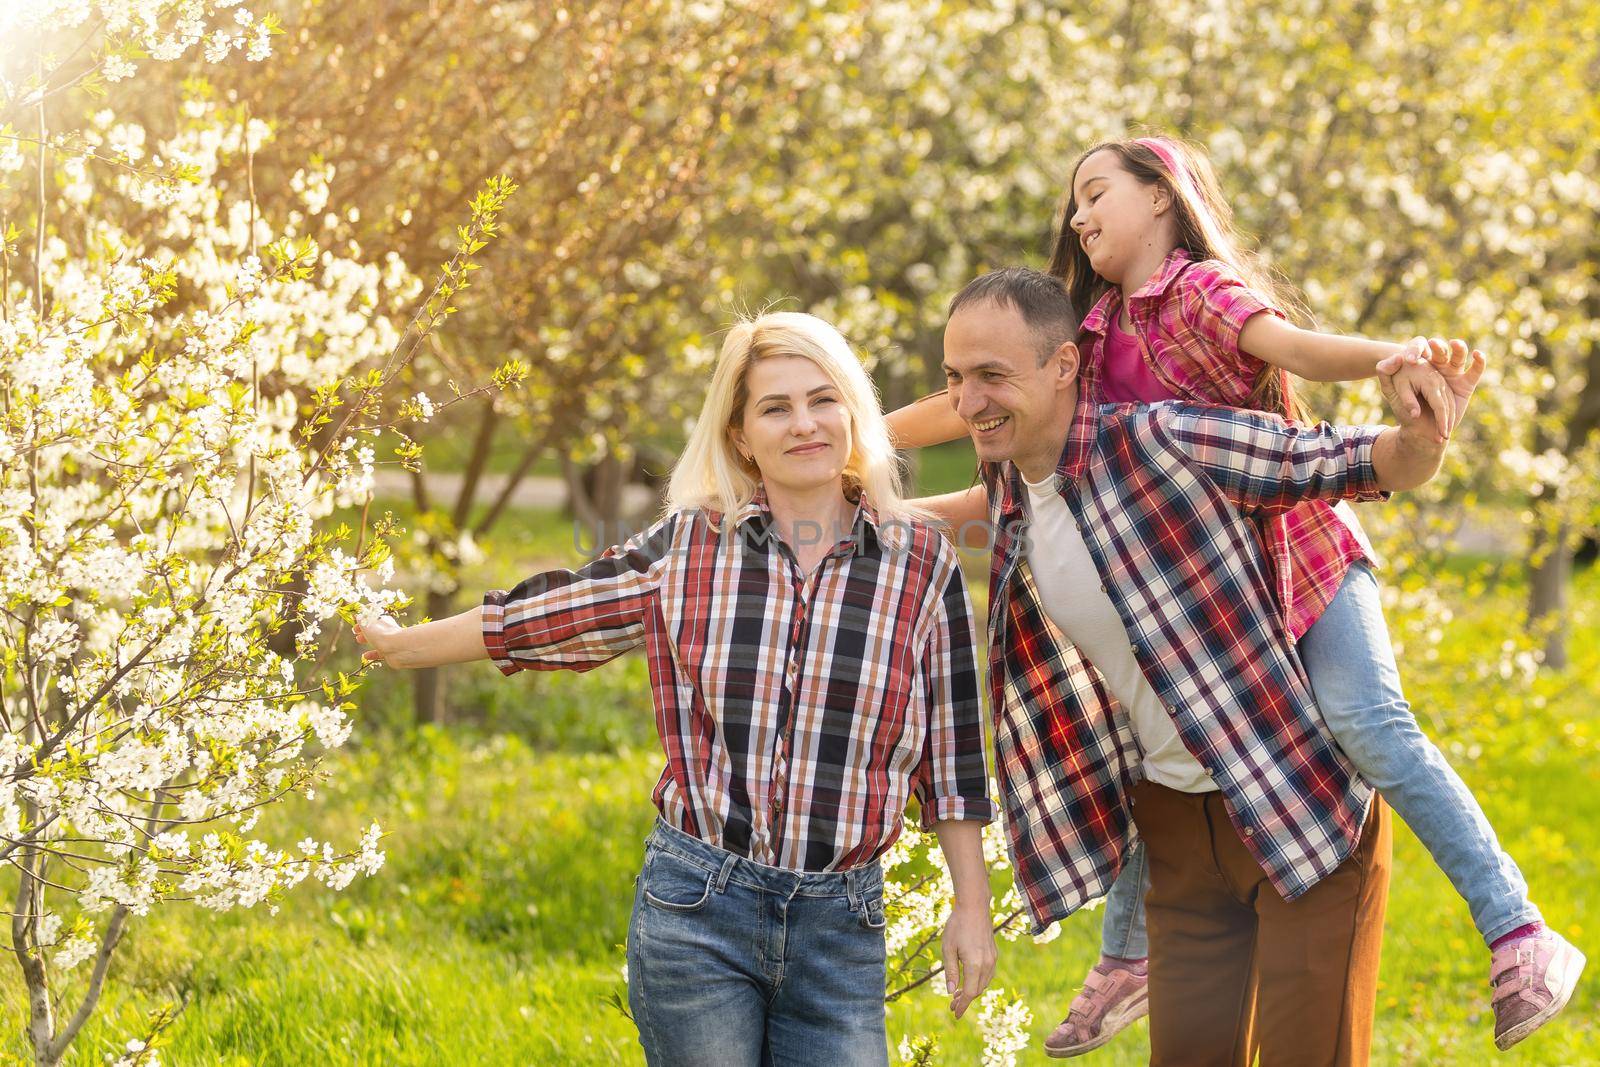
[411, 588, 455, 726]
[12, 849, 56, 1066]
[563, 451, 628, 555]
[1528, 523, 1572, 671]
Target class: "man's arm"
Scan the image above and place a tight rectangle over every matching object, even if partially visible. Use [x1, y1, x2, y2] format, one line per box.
[913, 485, 990, 549]
[887, 389, 969, 449]
[1163, 350, 1486, 511]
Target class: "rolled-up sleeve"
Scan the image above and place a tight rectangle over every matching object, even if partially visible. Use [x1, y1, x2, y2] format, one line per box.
[1162, 405, 1389, 517]
[482, 513, 678, 675]
[912, 548, 995, 829]
[1177, 263, 1283, 363]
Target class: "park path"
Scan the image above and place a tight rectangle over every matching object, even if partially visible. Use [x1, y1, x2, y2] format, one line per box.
[372, 469, 655, 514]
[374, 470, 1514, 554]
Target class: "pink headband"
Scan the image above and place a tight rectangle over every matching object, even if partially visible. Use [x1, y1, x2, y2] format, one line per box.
[1134, 136, 1201, 205]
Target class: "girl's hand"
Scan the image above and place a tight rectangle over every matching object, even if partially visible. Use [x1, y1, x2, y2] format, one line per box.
[353, 614, 404, 666]
[1375, 336, 1470, 377]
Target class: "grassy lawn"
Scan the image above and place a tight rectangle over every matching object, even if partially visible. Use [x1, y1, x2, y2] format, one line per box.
[3, 515, 1595, 1064]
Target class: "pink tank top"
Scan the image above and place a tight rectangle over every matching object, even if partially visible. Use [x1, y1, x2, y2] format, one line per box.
[1100, 312, 1174, 403]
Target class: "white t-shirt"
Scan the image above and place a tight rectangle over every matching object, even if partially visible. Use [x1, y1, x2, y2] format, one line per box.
[1021, 470, 1217, 794]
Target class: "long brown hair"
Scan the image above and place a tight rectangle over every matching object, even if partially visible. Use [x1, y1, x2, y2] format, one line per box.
[1048, 136, 1311, 421]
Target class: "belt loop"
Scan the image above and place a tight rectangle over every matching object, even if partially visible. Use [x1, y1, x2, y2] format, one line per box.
[845, 867, 862, 912]
[714, 853, 737, 894]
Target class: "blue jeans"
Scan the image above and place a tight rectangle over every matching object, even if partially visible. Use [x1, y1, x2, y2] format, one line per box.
[1099, 561, 1541, 959]
[626, 820, 890, 1067]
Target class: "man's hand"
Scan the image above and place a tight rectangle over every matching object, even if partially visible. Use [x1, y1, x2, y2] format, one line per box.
[942, 899, 997, 1019]
[1375, 337, 1476, 441]
[1378, 347, 1487, 444]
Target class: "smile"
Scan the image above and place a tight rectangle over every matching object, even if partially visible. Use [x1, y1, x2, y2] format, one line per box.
[787, 443, 828, 455]
[971, 415, 1010, 433]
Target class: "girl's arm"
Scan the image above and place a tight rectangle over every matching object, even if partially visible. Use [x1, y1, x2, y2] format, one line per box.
[357, 607, 485, 669]
[1241, 318, 1470, 384]
[886, 389, 969, 449]
[1240, 319, 1466, 436]
[1238, 314, 1437, 382]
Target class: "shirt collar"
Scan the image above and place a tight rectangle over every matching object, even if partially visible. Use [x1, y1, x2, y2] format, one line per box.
[990, 381, 1102, 524]
[727, 483, 882, 550]
[1079, 247, 1194, 336]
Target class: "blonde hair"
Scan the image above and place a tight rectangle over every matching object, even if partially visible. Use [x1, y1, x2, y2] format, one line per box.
[1048, 134, 1312, 421]
[666, 311, 923, 530]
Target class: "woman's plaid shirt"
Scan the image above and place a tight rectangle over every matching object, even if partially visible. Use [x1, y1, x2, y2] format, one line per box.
[981, 382, 1388, 931]
[481, 492, 994, 872]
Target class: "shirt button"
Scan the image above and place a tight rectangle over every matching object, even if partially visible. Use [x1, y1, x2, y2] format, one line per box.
[1243, 827, 1255, 837]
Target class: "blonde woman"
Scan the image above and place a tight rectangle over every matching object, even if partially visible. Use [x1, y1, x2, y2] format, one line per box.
[356, 312, 996, 1066]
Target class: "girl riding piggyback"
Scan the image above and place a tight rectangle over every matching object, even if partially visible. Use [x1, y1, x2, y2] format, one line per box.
[889, 134, 1583, 1057]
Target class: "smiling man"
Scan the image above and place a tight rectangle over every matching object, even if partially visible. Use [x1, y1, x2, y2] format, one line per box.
[932, 267, 1488, 1066]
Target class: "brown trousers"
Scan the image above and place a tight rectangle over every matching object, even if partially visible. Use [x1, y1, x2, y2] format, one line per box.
[1130, 781, 1392, 1067]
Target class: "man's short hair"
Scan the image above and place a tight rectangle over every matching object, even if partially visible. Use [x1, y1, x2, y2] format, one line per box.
[947, 268, 1082, 365]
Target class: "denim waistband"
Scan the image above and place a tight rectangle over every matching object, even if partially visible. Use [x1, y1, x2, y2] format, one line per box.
[646, 818, 884, 904]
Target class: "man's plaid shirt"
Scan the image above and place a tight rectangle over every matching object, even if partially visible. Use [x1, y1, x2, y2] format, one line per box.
[481, 491, 993, 873]
[982, 382, 1388, 931]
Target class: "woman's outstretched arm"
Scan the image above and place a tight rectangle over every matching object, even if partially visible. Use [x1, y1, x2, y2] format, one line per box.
[356, 607, 486, 669]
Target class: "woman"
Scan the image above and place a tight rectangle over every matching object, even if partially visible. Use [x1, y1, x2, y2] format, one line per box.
[356, 312, 997, 1066]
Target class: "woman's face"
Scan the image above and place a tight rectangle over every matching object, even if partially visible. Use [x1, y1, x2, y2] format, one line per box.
[731, 355, 853, 499]
[1068, 148, 1168, 285]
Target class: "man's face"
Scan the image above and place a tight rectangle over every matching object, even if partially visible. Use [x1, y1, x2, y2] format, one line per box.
[942, 300, 1076, 470]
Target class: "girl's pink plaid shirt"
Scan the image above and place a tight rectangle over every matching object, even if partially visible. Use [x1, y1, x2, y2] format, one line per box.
[1079, 248, 1375, 639]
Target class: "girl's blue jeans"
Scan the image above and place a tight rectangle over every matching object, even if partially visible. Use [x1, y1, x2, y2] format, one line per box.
[1099, 561, 1541, 960]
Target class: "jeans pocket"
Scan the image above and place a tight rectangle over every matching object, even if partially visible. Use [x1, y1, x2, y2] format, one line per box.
[641, 848, 716, 913]
[858, 888, 888, 931]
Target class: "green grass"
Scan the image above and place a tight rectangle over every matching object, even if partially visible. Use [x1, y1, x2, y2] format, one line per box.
[4, 546, 1596, 1064]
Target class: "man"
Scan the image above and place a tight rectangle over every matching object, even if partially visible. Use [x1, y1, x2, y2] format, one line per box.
[930, 268, 1483, 1065]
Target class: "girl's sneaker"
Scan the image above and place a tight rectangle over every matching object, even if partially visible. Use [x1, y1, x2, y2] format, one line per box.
[1044, 957, 1149, 1058]
[1491, 929, 1586, 1050]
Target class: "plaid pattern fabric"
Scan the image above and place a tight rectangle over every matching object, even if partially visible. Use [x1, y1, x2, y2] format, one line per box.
[1080, 248, 1373, 638]
[480, 492, 993, 872]
[982, 380, 1388, 931]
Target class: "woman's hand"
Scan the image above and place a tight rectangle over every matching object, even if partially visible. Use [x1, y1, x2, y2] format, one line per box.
[353, 605, 489, 670]
[942, 898, 999, 1019]
[353, 614, 405, 666]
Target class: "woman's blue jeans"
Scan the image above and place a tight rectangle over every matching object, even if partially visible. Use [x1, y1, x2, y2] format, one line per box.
[1098, 561, 1541, 960]
[626, 820, 890, 1066]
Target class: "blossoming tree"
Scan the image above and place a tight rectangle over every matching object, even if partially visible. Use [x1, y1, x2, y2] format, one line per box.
[0, 4, 516, 1063]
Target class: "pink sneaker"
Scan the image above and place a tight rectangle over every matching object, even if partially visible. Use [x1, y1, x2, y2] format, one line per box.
[1044, 957, 1149, 1058]
[1490, 929, 1586, 1051]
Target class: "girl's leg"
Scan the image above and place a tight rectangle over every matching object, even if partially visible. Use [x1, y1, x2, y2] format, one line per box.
[1099, 843, 1149, 960]
[1297, 561, 1540, 944]
[1044, 847, 1151, 1057]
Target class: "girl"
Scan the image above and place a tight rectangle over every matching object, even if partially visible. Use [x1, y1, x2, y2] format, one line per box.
[888, 135, 1583, 1056]
[358, 312, 999, 1066]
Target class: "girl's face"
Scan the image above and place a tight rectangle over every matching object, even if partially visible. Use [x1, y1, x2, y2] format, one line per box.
[1068, 149, 1171, 286]
[731, 355, 853, 499]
